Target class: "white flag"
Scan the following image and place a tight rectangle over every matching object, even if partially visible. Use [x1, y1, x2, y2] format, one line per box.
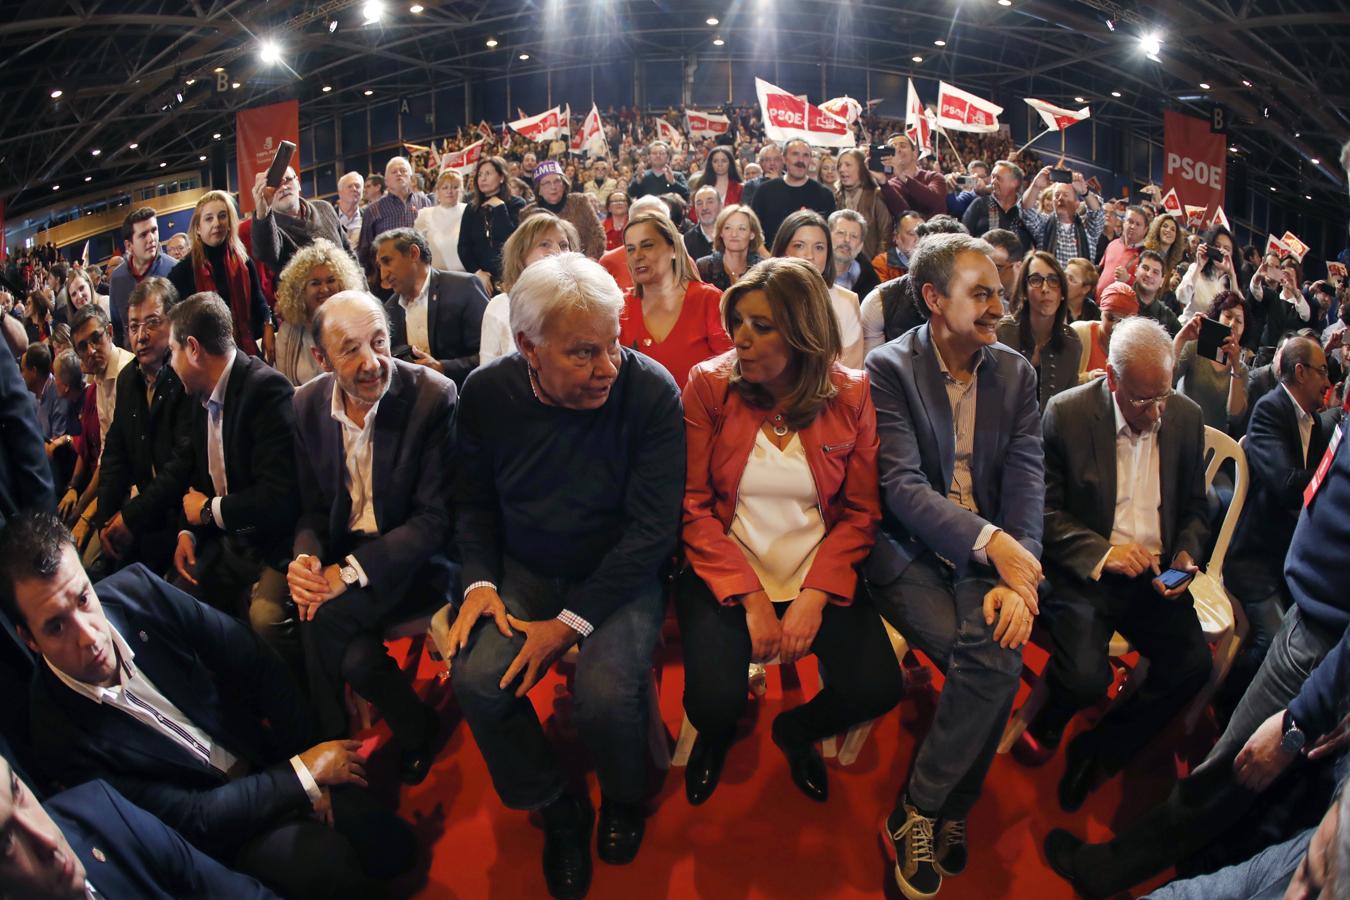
[935, 82, 1003, 134]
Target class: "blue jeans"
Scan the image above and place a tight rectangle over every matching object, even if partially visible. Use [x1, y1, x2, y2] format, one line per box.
[869, 554, 1023, 818]
[451, 557, 664, 810]
[1144, 827, 1310, 900]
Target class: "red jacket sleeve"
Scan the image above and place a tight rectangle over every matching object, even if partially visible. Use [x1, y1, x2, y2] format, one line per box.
[681, 366, 763, 603]
[800, 377, 881, 603]
[699, 284, 733, 358]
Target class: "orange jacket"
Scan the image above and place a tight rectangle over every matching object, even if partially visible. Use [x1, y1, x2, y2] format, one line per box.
[681, 351, 881, 605]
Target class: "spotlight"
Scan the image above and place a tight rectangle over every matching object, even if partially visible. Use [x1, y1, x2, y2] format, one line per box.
[212, 132, 221, 139]
[1311, 157, 1321, 164]
[84, 176, 92, 182]
[50, 89, 63, 99]
[185, 78, 196, 85]
[1111, 91, 1122, 98]
[159, 162, 167, 168]
[129, 142, 139, 149]
[1241, 79, 1252, 87]
[328, 19, 338, 33]
[1105, 18, 1115, 31]
[91, 149, 101, 156]
[486, 37, 498, 47]
[259, 38, 282, 66]
[1140, 33, 1162, 56]
[912, 56, 923, 63]
[213, 67, 224, 73]
[997, 0, 1011, 6]
[934, 39, 946, 46]
[322, 85, 333, 92]
[410, 3, 424, 11]
[52, 185, 59, 191]
[712, 37, 724, 46]
[518, 52, 530, 60]
[1269, 186, 1276, 192]
[1294, 131, 1300, 137]
[231, 82, 240, 89]
[1199, 82, 1211, 90]
[1074, 96, 1086, 103]
[199, 154, 207, 161]
[364, 89, 374, 96]
[706, 16, 718, 25]
[176, 92, 183, 103]
[362, 1, 384, 24]
[1305, 195, 1312, 200]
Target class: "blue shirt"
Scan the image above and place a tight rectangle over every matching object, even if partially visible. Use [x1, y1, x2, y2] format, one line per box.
[35, 376, 81, 441]
[108, 253, 177, 344]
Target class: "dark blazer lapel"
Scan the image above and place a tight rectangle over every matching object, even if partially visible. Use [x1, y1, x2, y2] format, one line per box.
[221, 354, 252, 478]
[426, 270, 445, 359]
[914, 326, 954, 492]
[971, 345, 1003, 512]
[1158, 400, 1184, 556]
[1090, 379, 1118, 536]
[384, 297, 409, 352]
[322, 388, 349, 545]
[371, 363, 411, 530]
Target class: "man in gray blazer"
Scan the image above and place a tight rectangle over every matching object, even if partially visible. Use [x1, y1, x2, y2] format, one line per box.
[1020, 317, 1212, 813]
[374, 227, 489, 387]
[286, 290, 459, 786]
[866, 233, 1046, 900]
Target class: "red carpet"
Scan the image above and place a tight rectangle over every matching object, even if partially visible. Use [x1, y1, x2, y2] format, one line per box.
[366, 637, 1209, 898]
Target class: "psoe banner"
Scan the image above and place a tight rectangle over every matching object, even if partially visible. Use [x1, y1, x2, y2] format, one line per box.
[754, 78, 854, 148]
[235, 99, 300, 214]
[1163, 110, 1226, 220]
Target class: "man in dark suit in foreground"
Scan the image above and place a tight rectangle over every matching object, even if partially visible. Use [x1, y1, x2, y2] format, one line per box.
[0, 754, 278, 899]
[865, 232, 1046, 899]
[0, 337, 54, 529]
[288, 290, 459, 784]
[375, 227, 489, 387]
[1018, 317, 1213, 812]
[0, 512, 417, 899]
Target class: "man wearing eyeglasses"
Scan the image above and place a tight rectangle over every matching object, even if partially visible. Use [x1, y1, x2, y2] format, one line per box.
[92, 277, 192, 575]
[1016, 317, 1212, 813]
[247, 166, 351, 279]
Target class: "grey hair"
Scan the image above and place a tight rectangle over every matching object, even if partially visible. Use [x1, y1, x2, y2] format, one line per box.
[693, 184, 720, 202]
[993, 159, 1024, 182]
[909, 232, 996, 302]
[1277, 335, 1320, 384]
[1107, 316, 1174, 377]
[385, 155, 412, 174]
[55, 349, 84, 390]
[828, 208, 867, 232]
[510, 252, 624, 347]
[629, 195, 669, 219]
[757, 143, 781, 162]
[310, 290, 390, 354]
[338, 171, 364, 188]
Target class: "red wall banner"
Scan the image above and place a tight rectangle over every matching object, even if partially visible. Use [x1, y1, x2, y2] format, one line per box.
[235, 100, 301, 214]
[1163, 110, 1226, 220]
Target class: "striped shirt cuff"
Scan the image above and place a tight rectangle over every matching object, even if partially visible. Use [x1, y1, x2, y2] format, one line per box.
[556, 609, 593, 638]
[462, 580, 497, 601]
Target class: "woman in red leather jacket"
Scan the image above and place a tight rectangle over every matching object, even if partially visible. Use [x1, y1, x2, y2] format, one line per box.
[677, 257, 906, 807]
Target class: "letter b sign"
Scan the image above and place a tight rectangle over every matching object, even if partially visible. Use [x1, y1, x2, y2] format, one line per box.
[1210, 104, 1228, 135]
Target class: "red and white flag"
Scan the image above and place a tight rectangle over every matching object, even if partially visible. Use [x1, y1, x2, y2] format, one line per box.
[1024, 97, 1090, 131]
[1160, 187, 1183, 217]
[905, 79, 934, 158]
[570, 103, 605, 156]
[1266, 234, 1292, 258]
[440, 139, 484, 176]
[686, 110, 731, 139]
[935, 82, 1003, 133]
[754, 77, 855, 148]
[477, 121, 494, 141]
[1184, 205, 1208, 228]
[1328, 261, 1347, 283]
[1210, 206, 1231, 231]
[655, 118, 684, 147]
[1281, 231, 1310, 261]
[509, 106, 565, 142]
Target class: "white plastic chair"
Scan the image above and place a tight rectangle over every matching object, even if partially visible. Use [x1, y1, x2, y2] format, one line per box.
[672, 616, 910, 768]
[998, 425, 1248, 752]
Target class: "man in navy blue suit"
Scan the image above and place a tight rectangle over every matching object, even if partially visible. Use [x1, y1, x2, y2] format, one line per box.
[0, 753, 277, 899]
[0, 512, 417, 900]
[865, 232, 1046, 899]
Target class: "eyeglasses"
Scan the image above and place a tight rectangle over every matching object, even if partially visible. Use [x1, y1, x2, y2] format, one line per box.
[1300, 362, 1329, 376]
[127, 316, 164, 337]
[1126, 389, 1173, 410]
[1026, 274, 1064, 292]
[74, 329, 106, 355]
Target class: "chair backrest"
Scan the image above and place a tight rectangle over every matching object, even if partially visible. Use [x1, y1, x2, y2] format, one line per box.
[1201, 425, 1248, 581]
[1069, 319, 1094, 382]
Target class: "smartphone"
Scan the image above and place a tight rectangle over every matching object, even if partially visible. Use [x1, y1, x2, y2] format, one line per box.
[955, 174, 977, 189]
[1197, 316, 1233, 362]
[1049, 168, 1074, 184]
[265, 140, 297, 189]
[1156, 568, 1194, 590]
[868, 144, 892, 175]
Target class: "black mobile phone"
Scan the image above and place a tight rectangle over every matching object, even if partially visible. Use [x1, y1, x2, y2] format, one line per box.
[1049, 168, 1074, 184]
[868, 144, 892, 175]
[1156, 568, 1194, 590]
[265, 140, 297, 189]
[1197, 316, 1232, 362]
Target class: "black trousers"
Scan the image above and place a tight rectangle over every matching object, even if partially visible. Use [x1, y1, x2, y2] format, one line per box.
[674, 569, 905, 745]
[232, 785, 417, 900]
[1040, 566, 1212, 772]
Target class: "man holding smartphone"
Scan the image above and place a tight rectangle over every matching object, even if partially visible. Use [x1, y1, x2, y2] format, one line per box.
[1014, 317, 1213, 814]
[1018, 166, 1105, 268]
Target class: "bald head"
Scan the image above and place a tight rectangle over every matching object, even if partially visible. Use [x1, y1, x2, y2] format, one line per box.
[311, 291, 393, 408]
[311, 291, 387, 354]
[629, 195, 670, 219]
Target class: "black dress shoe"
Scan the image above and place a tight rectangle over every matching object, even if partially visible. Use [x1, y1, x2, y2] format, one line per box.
[1058, 739, 1104, 813]
[596, 797, 644, 865]
[685, 735, 730, 806]
[771, 716, 828, 802]
[1043, 829, 1084, 885]
[542, 795, 594, 900]
[398, 706, 442, 785]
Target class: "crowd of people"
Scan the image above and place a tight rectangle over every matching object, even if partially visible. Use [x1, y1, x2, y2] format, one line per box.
[0, 102, 1348, 900]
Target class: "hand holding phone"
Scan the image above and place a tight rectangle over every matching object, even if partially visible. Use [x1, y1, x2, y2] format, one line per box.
[265, 140, 297, 189]
[1155, 568, 1194, 590]
[1197, 316, 1233, 362]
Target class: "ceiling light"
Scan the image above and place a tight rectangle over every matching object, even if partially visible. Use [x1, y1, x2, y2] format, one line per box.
[1199, 82, 1211, 89]
[1140, 33, 1162, 56]
[1074, 96, 1086, 103]
[712, 37, 724, 46]
[934, 39, 946, 46]
[231, 82, 240, 89]
[1111, 91, 1122, 98]
[1310, 157, 1321, 164]
[322, 85, 333, 92]
[50, 89, 63, 99]
[1305, 195, 1312, 200]
[1269, 186, 1276, 192]
[199, 154, 207, 161]
[364, 89, 374, 96]
[328, 19, 338, 33]
[912, 55, 923, 63]
[518, 52, 530, 60]
[212, 132, 221, 139]
[706, 16, 719, 25]
[52, 185, 59, 191]
[159, 162, 167, 168]
[91, 149, 101, 156]
[410, 3, 424, 11]
[176, 92, 183, 103]
[485, 37, 498, 47]
[129, 142, 139, 149]
[84, 176, 92, 182]
[185, 78, 196, 86]
[213, 67, 224, 73]
[997, 0, 1012, 6]
[362, 1, 384, 24]
[1294, 131, 1301, 138]
[1241, 79, 1252, 87]
[259, 38, 282, 65]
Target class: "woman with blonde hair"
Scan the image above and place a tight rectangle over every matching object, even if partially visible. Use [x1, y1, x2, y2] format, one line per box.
[678, 256, 904, 805]
[168, 189, 274, 359]
[695, 204, 767, 292]
[272, 238, 366, 385]
[621, 212, 732, 387]
[414, 169, 468, 271]
[479, 212, 581, 365]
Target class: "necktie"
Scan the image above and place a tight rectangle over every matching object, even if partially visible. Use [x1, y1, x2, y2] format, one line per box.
[207, 399, 227, 497]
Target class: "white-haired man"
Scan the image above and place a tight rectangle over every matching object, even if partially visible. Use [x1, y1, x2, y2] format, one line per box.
[444, 253, 684, 898]
[356, 157, 432, 277]
[246, 166, 350, 278]
[336, 172, 365, 249]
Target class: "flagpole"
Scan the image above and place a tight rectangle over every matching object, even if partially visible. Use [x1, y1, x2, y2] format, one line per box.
[938, 123, 964, 170]
[1015, 127, 1055, 157]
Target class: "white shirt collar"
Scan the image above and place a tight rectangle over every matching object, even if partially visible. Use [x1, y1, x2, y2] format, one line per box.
[47, 621, 136, 704]
[400, 267, 432, 310]
[98, 346, 133, 385]
[1112, 390, 1162, 438]
[329, 377, 380, 433]
[206, 348, 237, 410]
[1282, 384, 1313, 426]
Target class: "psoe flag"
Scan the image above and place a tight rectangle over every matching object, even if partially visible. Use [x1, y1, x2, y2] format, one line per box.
[905, 79, 934, 158]
[754, 77, 855, 148]
[935, 82, 1003, 133]
[1024, 97, 1090, 131]
[441, 139, 484, 176]
[509, 106, 564, 142]
[686, 110, 731, 138]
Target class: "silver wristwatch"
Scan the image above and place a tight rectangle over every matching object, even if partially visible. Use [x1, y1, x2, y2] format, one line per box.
[338, 564, 360, 586]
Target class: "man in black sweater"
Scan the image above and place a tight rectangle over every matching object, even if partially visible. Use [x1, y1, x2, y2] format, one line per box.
[626, 141, 688, 200]
[751, 137, 838, 246]
[445, 253, 684, 900]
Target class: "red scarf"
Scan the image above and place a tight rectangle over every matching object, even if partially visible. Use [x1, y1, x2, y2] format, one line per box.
[196, 245, 258, 356]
